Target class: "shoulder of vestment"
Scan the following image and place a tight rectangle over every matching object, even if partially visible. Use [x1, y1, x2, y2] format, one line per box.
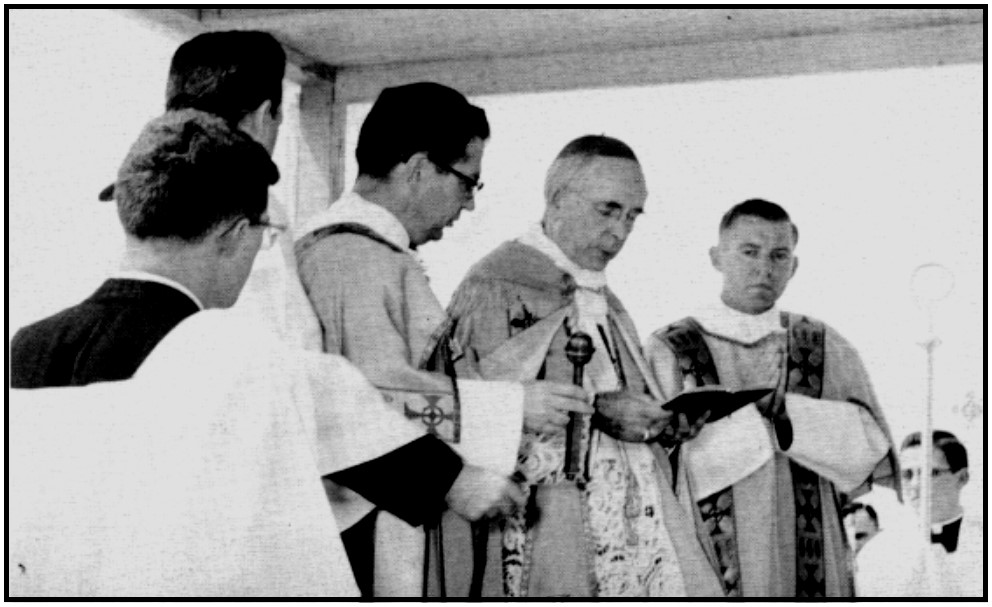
[298, 230, 418, 278]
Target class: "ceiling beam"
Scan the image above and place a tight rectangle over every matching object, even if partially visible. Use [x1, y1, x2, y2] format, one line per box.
[335, 21, 983, 103]
[125, 8, 334, 84]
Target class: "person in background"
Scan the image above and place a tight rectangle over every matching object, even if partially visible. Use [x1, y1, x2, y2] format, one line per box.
[857, 430, 982, 597]
[843, 502, 880, 554]
[644, 198, 898, 597]
[103, 29, 321, 349]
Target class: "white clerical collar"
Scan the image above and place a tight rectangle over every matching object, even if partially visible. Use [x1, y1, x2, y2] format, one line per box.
[694, 299, 784, 345]
[516, 223, 607, 290]
[296, 190, 411, 252]
[932, 512, 964, 533]
[112, 270, 204, 310]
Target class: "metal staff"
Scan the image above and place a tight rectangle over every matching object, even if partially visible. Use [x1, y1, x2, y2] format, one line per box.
[564, 331, 594, 482]
[910, 263, 955, 549]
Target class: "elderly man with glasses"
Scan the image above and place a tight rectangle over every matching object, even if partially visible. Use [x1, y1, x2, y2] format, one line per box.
[444, 134, 724, 597]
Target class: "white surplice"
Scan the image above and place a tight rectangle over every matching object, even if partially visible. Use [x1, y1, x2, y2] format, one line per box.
[8, 309, 424, 597]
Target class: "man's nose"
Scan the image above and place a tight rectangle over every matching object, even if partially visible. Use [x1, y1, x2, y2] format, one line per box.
[607, 217, 631, 241]
[462, 192, 475, 211]
[752, 256, 775, 278]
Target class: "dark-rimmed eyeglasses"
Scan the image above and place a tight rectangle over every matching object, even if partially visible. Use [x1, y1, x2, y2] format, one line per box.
[900, 467, 954, 482]
[430, 159, 484, 194]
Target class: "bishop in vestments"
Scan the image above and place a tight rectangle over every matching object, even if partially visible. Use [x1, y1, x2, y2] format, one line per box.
[447, 135, 724, 597]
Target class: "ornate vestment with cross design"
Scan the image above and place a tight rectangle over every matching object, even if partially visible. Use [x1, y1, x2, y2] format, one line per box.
[295, 193, 525, 597]
[644, 306, 899, 597]
[447, 238, 724, 598]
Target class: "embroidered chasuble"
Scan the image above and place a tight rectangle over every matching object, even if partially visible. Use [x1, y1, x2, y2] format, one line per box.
[295, 192, 524, 597]
[447, 230, 723, 598]
[644, 304, 898, 597]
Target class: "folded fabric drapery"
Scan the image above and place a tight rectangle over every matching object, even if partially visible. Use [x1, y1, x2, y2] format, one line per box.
[9, 309, 425, 597]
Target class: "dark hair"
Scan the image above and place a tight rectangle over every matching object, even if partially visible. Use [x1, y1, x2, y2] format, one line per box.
[115, 109, 279, 241]
[842, 502, 879, 524]
[901, 430, 969, 473]
[356, 82, 490, 179]
[719, 198, 799, 244]
[556, 134, 638, 163]
[166, 31, 286, 124]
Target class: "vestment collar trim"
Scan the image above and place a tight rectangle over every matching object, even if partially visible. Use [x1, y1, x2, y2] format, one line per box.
[516, 223, 607, 290]
[296, 190, 411, 252]
[694, 300, 784, 345]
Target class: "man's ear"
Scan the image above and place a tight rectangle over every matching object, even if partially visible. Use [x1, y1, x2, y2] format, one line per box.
[790, 255, 799, 279]
[709, 245, 721, 271]
[215, 217, 251, 257]
[403, 152, 430, 185]
[238, 101, 272, 141]
[958, 468, 970, 488]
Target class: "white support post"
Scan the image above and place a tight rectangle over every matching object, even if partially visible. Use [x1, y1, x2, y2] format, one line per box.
[295, 70, 347, 225]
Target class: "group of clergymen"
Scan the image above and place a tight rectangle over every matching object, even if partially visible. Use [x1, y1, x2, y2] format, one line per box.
[9, 30, 965, 598]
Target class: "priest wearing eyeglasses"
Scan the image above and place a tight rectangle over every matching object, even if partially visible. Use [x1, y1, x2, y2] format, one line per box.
[294, 82, 591, 597]
[856, 430, 982, 597]
[445, 135, 723, 597]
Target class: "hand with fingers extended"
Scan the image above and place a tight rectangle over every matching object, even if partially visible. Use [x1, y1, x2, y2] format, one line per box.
[521, 380, 593, 435]
[592, 390, 672, 443]
[446, 464, 527, 521]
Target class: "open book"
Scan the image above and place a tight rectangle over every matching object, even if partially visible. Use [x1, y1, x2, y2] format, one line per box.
[662, 387, 774, 423]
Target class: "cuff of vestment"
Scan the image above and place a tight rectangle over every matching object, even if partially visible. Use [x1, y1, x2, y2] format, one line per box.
[783, 393, 890, 491]
[451, 379, 524, 476]
[683, 403, 773, 500]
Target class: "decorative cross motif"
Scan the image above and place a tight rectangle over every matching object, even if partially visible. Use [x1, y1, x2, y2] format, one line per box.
[662, 320, 719, 386]
[508, 301, 540, 336]
[788, 317, 825, 397]
[403, 393, 459, 441]
[956, 391, 984, 426]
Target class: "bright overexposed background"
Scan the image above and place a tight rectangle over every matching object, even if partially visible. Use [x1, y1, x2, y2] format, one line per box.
[8, 9, 984, 526]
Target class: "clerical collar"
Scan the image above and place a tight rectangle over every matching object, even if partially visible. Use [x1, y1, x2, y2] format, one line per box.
[296, 190, 412, 252]
[931, 514, 963, 553]
[113, 270, 204, 310]
[932, 512, 964, 532]
[517, 224, 607, 290]
[694, 300, 784, 345]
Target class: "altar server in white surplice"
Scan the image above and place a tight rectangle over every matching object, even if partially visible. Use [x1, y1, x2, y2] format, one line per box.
[644, 198, 898, 598]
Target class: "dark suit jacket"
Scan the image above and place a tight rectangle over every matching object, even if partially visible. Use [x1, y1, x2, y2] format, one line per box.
[10, 279, 201, 389]
[9, 278, 462, 595]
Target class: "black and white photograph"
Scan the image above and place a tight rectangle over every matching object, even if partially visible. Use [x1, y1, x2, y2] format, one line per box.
[7, 8, 985, 598]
